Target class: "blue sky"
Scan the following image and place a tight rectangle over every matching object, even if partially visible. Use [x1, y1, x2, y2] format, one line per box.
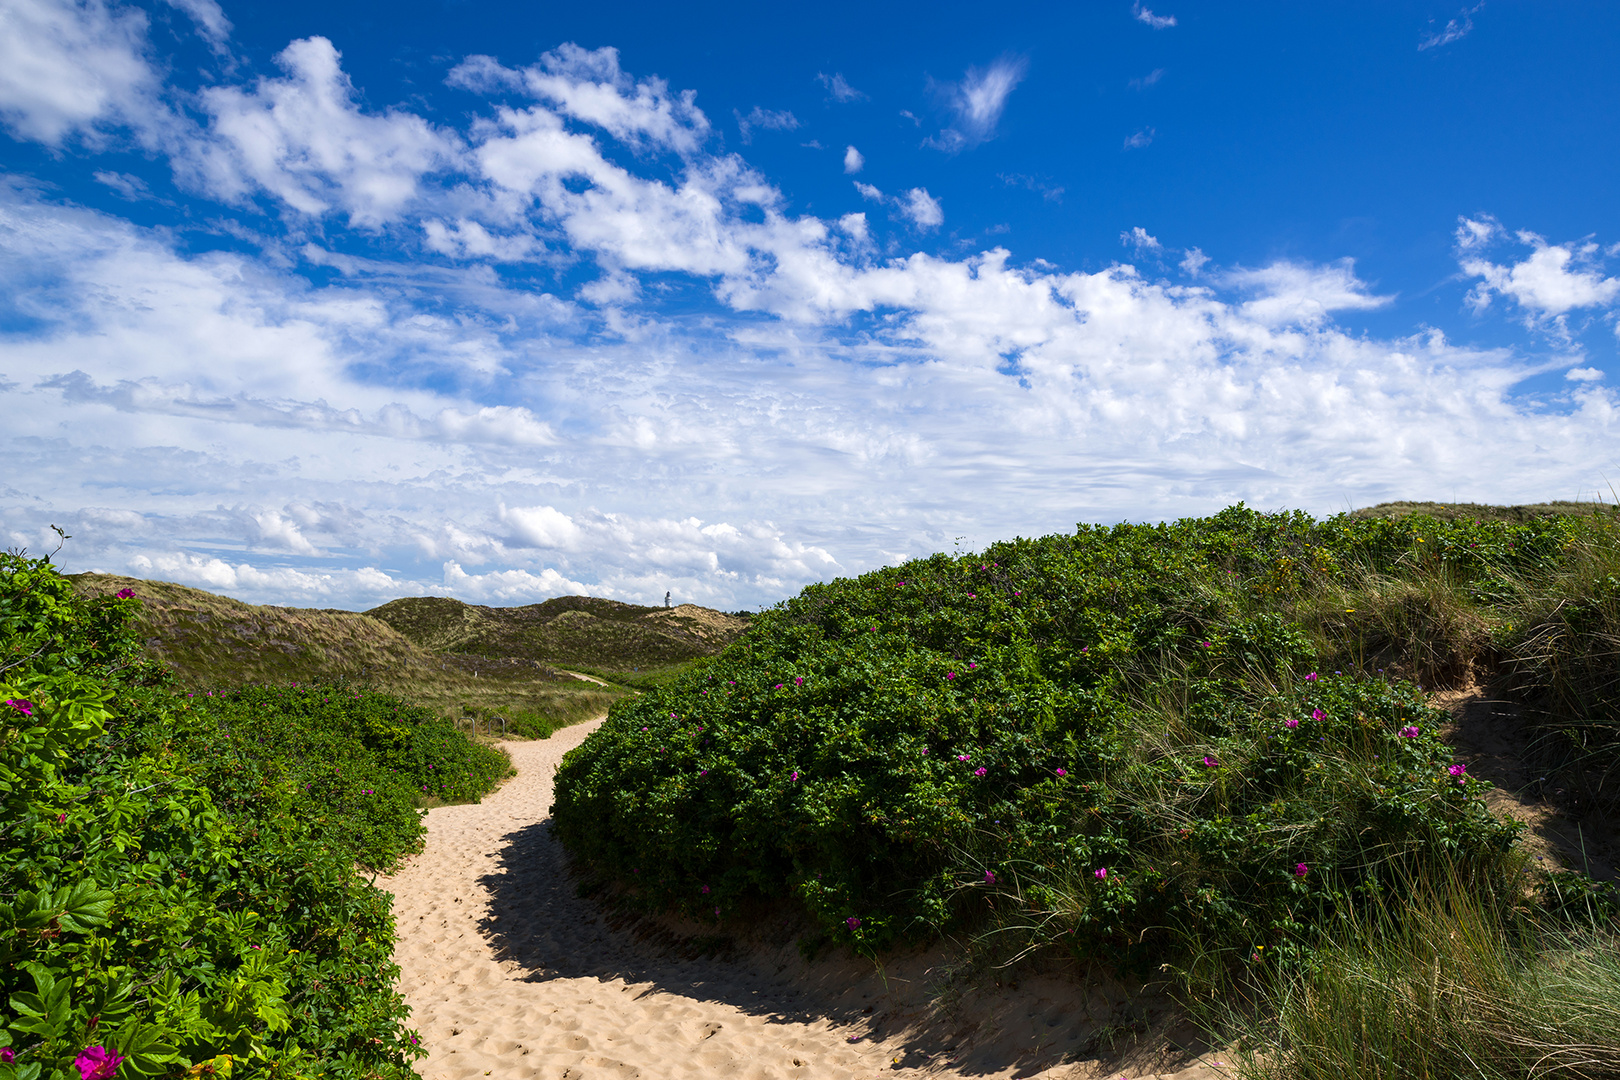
[2, 0, 1618, 610]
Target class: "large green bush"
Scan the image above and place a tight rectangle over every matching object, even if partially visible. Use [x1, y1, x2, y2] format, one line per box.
[552, 506, 1582, 982]
[0, 551, 508, 1079]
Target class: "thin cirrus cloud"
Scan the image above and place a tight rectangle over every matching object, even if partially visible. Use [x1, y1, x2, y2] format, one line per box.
[925, 56, 1027, 153]
[1420, 3, 1484, 51]
[0, 2, 1617, 612]
[816, 71, 865, 103]
[1133, 3, 1177, 29]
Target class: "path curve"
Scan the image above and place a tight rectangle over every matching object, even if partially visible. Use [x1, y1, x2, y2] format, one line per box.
[384, 720, 1224, 1080]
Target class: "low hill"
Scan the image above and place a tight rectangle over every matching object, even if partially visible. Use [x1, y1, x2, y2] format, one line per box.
[71, 574, 748, 728]
[365, 594, 750, 676]
[1350, 499, 1616, 523]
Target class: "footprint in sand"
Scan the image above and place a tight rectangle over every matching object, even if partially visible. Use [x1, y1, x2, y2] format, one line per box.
[383, 719, 1227, 1080]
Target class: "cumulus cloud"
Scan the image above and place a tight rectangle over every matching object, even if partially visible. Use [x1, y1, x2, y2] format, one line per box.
[1122, 226, 1161, 253]
[448, 44, 709, 155]
[816, 72, 866, 103]
[193, 36, 462, 226]
[843, 145, 864, 173]
[900, 187, 943, 229]
[926, 56, 1026, 152]
[3, 33, 1618, 615]
[1459, 219, 1620, 329]
[0, 0, 165, 145]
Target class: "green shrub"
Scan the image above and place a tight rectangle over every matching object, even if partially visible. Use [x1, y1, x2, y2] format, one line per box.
[0, 551, 509, 1079]
[551, 506, 1528, 983]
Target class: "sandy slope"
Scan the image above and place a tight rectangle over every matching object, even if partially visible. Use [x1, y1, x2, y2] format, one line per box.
[383, 720, 1227, 1080]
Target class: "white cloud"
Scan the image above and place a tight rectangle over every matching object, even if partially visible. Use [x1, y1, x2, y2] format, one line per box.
[843, 145, 864, 174]
[1460, 226, 1620, 325]
[1133, 3, 1177, 29]
[735, 105, 798, 144]
[816, 72, 865, 103]
[1226, 259, 1393, 327]
[3, 39, 1618, 616]
[194, 36, 462, 226]
[1124, 127, 1155, 149]
[927, 56, 1026, 152]
[0, 0, 164, 145]
[1122, 226, 1161, 253]
[900, 187, 943, 230]
[1420, 3, 1484, 51]
[1130, 68, 1166, 89]
[448, 44, 709, 156]
[1567, 366, 1604, 382]
[160, 0, 230, 51]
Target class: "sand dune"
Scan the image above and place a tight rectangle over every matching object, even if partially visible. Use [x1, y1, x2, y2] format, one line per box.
[383, 719, 1228, 1080]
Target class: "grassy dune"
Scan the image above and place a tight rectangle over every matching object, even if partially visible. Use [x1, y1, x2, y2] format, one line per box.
[71, 574, 748, 733]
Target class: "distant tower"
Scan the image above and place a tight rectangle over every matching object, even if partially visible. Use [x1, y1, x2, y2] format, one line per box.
[664, 591, 671, 608]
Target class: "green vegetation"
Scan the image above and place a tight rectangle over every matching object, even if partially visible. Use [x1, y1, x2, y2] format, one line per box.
[552, 504, 1620, 999]
[1219, 871, 1620, 1080]
[2, 552, 510, 1079]
[71, 576, 747, 733]
[365, 594, 749, 680]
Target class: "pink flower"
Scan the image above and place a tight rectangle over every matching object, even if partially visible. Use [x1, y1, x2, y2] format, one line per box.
[957, 754, 971, 762]
[1094, 867, 1108, 881]
[115, 588, 135, 599]
[775, 683, 784, 690]
[702, 885, 710, 894]
[1305, 672, 1319, 682]
[790, 771, 800, 782]
[75, 1046, 124, 1080]
[1203, 755, 1219, 768]
[1284, 718, 1300, 729]
[794, 676, 804, 686]
[1055, 768, 1067, 777]
[846, 916, 861, 929]
[1311, 709, 1326, 721]
[974, 766, 987, 777]
[1448, 763, 1467, 783]
[4, 698, 34, 717]
[1399, 725, 1420, 738]
[946, 671, 956, 680]
[967, 593, 976, 599]
[984, 870, 996, 884]
[1294, 863, 1309, 878]
[1, 1048, 14, 1063]
[58, 812, 67, 824]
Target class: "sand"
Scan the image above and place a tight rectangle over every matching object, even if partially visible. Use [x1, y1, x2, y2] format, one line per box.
[383, 719, 1229, 1080]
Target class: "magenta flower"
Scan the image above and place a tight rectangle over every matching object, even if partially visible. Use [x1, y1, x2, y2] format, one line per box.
[957, 754, 971, 762]
[846, 916, 861, 929]
[1311, 708, 1326, 721]
[984, 870, 996, 884]
[75, 1046, 124, 1080]
[1294, 862, 1309, 878]
[1285, 718, 1300, 729]
[775, 683, 784, 690]
[115, 588, 135, 599]
[1, 1048, 14, 1063]
[1094, 867, 1108, 881]
[974, 766, 987, 777]
[715, 906, 721, 917]
[1203, 755, 1219, 768]
[4, 698, 34, 717]
[1448, 763, 1468, 783]
[794, 676, 804, 686]
[701, 885, 710, 894]
[58, 812, 67, 824]
[946, 671, 956, 680]
[1305, 672, 1319, 682]
[967, 662, 977, 670]
[1399, 725, 1420, 738]
[967, 593, 976, 599]
[790, 771, 800, 781]
[1055, 768, 1067, 777]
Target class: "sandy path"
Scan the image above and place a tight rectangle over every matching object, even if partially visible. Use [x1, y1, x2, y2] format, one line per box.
[384, 720, 1226, 1080]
